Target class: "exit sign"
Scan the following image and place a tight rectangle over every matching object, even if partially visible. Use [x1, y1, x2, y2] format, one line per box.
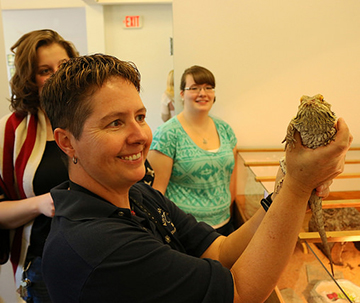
[123, 16, 143, 29]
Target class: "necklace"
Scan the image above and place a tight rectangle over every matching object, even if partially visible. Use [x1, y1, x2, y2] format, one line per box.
[190, 127, 208, 144]
[182, 115, 210, 145]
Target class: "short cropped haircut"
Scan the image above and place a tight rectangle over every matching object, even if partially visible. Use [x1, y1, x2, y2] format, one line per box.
[41, 54, 141, 140]
[180, 65, 216, 91]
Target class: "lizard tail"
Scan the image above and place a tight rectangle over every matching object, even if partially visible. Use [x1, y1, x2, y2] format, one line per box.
[309, 193, 335, 276]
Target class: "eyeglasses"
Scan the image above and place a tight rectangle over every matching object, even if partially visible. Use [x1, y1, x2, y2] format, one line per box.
[184, 86, 215, 94]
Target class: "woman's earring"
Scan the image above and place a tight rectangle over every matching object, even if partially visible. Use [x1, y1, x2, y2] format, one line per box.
[72, 156, 78, 164]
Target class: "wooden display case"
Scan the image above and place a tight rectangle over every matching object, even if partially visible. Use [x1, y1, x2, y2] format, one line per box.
[235, 148, 360, 302]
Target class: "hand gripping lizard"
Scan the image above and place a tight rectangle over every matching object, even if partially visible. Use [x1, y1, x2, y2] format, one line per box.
[278, 94, 337, 276]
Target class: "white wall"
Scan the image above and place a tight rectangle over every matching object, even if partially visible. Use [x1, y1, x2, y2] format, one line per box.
[0, 7, 16, 303]
[85, 4, 106, 54]
[0, 1, 9, 116]
[0, 7, 17, 301]
[173, 0, 360, 147]
[103, 4, 173, 132]
[1, 7, 88, 56]
[1, 0, 84, 9]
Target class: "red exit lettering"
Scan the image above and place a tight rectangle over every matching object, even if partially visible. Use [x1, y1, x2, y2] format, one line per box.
[123, 16, 142, 28]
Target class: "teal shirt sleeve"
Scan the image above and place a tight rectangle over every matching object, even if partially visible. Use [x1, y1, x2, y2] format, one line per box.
[214, 117, 237, 150]
[150, 117, 178, 159]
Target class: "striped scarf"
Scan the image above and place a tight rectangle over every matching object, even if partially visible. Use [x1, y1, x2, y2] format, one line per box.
[0, 110, 47, 286]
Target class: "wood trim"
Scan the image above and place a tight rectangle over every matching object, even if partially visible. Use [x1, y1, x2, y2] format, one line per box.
[244, 159, 360, 167]
[237, 146, 360, 152]
[298, 230, 360, 243]
[322, 199, 360, 208]
[256, 173, 360, 183]
[265, 287, 285, 303]
[82, 0, 171, 4]
[237, 148, 285, 152]
[244, 161, 280, 166]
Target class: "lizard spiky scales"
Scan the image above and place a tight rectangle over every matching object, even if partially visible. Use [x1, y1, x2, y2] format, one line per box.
[280, 94, 337, 276]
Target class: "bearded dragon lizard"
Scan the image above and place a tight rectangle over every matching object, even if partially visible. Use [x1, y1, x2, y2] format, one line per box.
[278, 94, 337, 276]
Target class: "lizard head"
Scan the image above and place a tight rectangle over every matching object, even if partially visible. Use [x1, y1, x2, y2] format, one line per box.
[282, 94, 337, 150]
[296, 94, 337, 127]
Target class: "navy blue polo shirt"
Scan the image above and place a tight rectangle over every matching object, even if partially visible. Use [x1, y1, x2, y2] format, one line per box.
[42, 181, 233, 303]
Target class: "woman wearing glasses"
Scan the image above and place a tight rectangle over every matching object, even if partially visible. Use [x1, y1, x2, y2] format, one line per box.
[148, 65, 237, 235]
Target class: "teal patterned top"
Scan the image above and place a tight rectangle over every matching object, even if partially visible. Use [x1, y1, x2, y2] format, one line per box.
[150, 116, 237, 226]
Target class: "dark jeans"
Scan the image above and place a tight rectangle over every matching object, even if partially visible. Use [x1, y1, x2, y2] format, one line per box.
[22, 257, 52, 303]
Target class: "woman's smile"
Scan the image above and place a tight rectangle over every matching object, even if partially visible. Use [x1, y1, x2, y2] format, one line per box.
[119, 152, 142, 161]
[70, 77, 152, 193]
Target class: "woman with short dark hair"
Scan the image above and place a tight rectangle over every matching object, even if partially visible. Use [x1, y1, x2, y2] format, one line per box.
[40, 54, 351, 303]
